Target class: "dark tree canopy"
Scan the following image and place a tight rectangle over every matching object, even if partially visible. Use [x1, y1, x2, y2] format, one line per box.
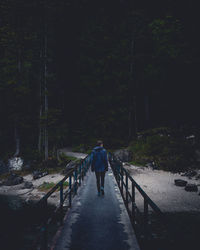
[0, 0, 200, 157]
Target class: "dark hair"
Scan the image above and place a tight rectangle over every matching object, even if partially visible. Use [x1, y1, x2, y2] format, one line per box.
[97, 140, 103, 146]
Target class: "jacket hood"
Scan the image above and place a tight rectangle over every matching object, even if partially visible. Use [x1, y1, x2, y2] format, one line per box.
[93, 146, 103, 151]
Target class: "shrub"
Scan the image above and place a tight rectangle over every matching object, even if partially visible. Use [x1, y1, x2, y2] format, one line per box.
[38, 181, 68, 192]
[72, 144, 86, 153]
[128, 129, 195, 172]
[58, 153, 77, 167]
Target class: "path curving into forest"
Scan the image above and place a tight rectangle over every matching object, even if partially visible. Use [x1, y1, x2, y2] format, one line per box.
[58, 148, 87, 159]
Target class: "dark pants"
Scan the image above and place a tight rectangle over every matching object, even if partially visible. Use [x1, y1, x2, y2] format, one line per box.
[95, 171, 105, 192]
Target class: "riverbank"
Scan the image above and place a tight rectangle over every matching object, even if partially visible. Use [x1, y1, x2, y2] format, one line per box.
[123, 164, 200, 250]
[0, 149, 87, 249]
[0, 173, 65, 207]
[124, 163, 200, 212]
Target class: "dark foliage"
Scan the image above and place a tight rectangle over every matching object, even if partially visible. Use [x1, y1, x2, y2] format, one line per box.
[0, 0, 200, 158]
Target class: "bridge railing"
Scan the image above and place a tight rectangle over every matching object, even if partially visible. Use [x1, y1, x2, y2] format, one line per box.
[108, 153, 165, 246]
[34, 154, 91, 250]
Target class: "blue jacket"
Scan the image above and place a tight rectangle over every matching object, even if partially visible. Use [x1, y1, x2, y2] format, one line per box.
[91, 146, 108, 172]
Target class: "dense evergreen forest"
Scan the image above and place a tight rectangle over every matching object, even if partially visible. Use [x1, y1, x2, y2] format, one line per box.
[1, 0, 200, 162]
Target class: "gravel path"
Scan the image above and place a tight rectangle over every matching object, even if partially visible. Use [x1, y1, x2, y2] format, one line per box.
[58, 148, 87, 159]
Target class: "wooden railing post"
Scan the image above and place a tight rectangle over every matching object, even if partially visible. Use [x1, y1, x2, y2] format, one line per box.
[60, 182, 64, 224]
[132, 181, 135, 223]
[82, 162, 84, 180]
[60, 182, 63, 206]
[117, 163, 120, 185]
[83, 161, 86, 176]
[121, 168, 124, 194]
[69, 175, 72, 207]
[41, 199, 48, 250]
[144, 196, 149, 239]
[79, 164, 82, 185]
[74, 168, 77, 194]
[125, 172, 128, 206]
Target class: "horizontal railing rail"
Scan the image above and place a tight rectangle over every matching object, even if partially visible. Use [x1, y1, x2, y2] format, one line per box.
[33, 154, 91, 250]
[108, 152, 164, 245]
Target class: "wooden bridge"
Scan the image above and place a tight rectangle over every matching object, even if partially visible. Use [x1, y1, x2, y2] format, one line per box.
[34, 153, 164, 250]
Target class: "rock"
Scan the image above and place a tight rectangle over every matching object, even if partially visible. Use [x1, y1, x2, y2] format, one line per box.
[146, 162, 152, 168]
[174, 179, 188, 187]
[146, 161, 158, 170]
[185, 184, 198, 192]
[32, 170, 48, 180]
[13, 176, 23, 185]
[8, 157, 23, 171]
[195, 174, 200, 180]
[181, 170, 197, 178]
[32, 171, 40, 180]
[23, 181, 33, 189]
[62, 161, 77, 174]
[3, 173, 24, 186]
[113, 149, 132, 162]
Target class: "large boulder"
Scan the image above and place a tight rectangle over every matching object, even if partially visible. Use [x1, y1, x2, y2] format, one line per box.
[22, 181, 33, 189]
[174, 179, 188, 187]
[185, 184, 198, 192]
[32, 170, 48, 180]
[181, 170, 197, 178]
[113, 149, 132, 162]
[195, 174, 200, 180]
[3, 173, 24, 186]
[62, 160, 79, 175]
[8, 157, 23, 171]
[146, 161, 159, 170]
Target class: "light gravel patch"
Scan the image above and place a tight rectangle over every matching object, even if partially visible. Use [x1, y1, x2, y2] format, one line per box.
[124, 164, 200, 212]
[0, 173, 65, 206]
[58, 148, 87, 159]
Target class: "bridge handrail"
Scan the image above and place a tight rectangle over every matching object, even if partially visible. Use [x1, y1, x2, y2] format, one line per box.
[123, 167, 162, 215]
[38, 168, 73, 205]
[34, 154, 91, 250]
[108, 152, 164, 241]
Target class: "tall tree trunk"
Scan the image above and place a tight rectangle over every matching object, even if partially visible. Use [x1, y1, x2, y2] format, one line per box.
[14, 45, 22, 157]
[128, 36, 134, 139]
[128, 33, 137, 139]
[133, 94, 137, 135]
[38, 48, 43, 153]
[38, 106, 42, 153]
[44, 32, 48, 160]
[38, 0, 48, 160]
[13, 6, 22, 158]
[14, 125, 20, 157]
[145, 95, 150, 126]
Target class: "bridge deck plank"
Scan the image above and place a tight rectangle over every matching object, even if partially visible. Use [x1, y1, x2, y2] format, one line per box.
[53, 168, 140, 250]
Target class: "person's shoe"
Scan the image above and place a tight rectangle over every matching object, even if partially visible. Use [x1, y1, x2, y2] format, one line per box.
[101, 186, 104, 195]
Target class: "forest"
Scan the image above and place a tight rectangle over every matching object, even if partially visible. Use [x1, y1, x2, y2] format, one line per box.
[0, 0, 200, 168]
[1, 2, 200, 249]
